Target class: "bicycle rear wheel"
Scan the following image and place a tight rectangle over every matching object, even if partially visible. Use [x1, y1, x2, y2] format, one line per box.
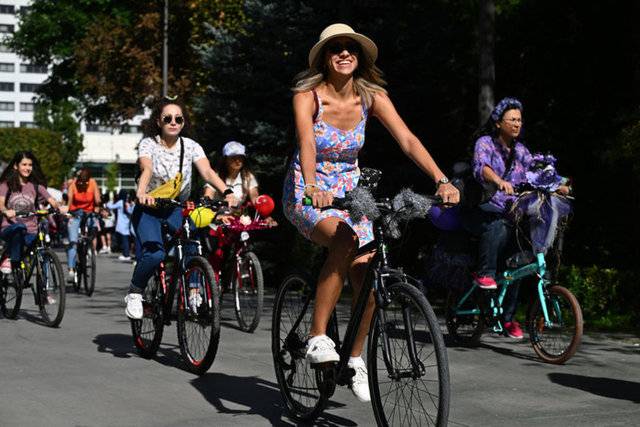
[37, 249, 66, 327]
[81, 246, 96, 296]
[369, 282, 450, 427]
[271, 273, 328, 422]
[177, 256, 220, 375]
[233, 251, 264, 333]
[0, 268, 23, 319]
[72, 243, 82, 293]
[131, 273, 164, 359]
[528, 285, 583, 364]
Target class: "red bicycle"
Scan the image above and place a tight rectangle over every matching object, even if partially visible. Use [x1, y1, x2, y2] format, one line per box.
[202, 196, 276, 333]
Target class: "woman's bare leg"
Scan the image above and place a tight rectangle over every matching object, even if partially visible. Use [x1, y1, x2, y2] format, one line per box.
[309, 218, 359, 337]
[349, 251, 376, 357]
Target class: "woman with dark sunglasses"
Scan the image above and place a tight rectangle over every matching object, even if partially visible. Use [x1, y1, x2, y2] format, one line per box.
[282, 23, 460, 403]
[124, 97, 237, 320]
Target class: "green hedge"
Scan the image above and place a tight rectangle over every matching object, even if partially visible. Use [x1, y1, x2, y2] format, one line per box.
[0, 128, 65, 186]
[561, 265, 640, 331]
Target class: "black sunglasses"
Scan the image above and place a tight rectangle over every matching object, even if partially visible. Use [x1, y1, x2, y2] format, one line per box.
[162, 115, 184, 125]
[326, 41, 360, 55]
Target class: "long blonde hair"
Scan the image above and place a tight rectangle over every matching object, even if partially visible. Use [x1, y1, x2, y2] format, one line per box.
[292, 43, 387, 108]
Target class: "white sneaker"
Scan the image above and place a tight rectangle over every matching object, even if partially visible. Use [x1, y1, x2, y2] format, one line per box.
[348, 357, 371, 402]
[305, 335, 340, 364]
[124, 293, 143, 319]
[118, 255, 131, 262]
[189, 293, 203, 313]
[67, 269, 76, 284]
[99, 248, 109, 254]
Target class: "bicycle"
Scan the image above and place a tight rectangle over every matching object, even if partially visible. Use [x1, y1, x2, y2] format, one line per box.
[0, 209, 66, 327]
[130, 198, 223, 374]
[445, 194, 583, 364]
[70, 211, 99, 296]
[202, 207, 276, 333]
[272, 169, 450, 426]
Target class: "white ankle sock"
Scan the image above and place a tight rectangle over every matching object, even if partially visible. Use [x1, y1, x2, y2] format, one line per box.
[348, 356, 365, 367]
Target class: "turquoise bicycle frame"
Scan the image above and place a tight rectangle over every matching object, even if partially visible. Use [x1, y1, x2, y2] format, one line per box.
[453, 252, 559, 333]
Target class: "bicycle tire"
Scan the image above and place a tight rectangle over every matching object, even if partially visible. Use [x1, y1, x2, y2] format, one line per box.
[445, 287, 484, 346]
[131, 273, 165, 359]
[271, 273, 328, 422]
[1, 268, 23, 319]
[37, 249, 66, 327]
[176, 256, 220, 375]
[73, 242, 82, 293]
[528, 285, 583, 364]
[369, 282, 450, 427]
[233, 251, 264, 333]
[82, 247, 97, 296]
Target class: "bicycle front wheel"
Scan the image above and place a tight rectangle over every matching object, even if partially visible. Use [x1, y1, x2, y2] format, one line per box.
[271, 273, 328, 422]
[369, 282, 450, 427]
[233, 251, 264, 333]
[131, 273, 165, 359]
[81, 247, 96, 296]
[1, 268, 23, 319]
[528, 285, 583, 364]
[37, 249, 66, 327]
[177, 256, 220, 375]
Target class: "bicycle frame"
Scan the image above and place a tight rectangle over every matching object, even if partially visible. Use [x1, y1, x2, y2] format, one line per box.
[453, 252, 558, 331]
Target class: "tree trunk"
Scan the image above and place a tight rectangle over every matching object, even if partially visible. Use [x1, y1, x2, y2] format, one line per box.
[478, 0, 495, 125]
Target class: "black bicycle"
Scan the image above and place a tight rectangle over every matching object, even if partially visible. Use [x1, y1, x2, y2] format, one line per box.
[0, 209, 66, 327]
[70, 212, 99, 296]
[272, 169, 450, 426]
[130, 198, 223, 375]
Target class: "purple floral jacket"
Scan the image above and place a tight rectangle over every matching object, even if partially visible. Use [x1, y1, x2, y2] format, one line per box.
[472, 135, 532, 212]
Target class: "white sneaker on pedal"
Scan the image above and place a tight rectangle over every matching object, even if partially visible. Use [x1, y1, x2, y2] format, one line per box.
[124, 293, 143, 319]
[305, 335, 340, 364]
[348, 357, 371, 402]
[188, 293, 203, 313]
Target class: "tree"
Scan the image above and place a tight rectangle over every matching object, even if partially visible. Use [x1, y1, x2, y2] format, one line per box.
[33, 99, 84, 181]
[478, 0, 496, 124]
[105, 161, 119, 192]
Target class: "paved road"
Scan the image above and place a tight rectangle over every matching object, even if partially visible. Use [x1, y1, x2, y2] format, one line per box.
[1, 254, 639, 426]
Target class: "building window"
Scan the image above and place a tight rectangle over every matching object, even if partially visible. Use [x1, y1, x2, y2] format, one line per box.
[20, 122, 37, 129]
[0, 44, 11, 53]
[20, 83, 40, 92]
[0, 101, 13, 111]
[86, 123, 111, 133]
[123, 125, 142, 134]
[0, 120, 13, 128]
[20, 102, 34, 112]
[20, 63, 48, 74]
[0, 62, 14, 72]
[0, 82, 14, 91]
[0, 5, 14, 14]
[0, 24, 14, 33]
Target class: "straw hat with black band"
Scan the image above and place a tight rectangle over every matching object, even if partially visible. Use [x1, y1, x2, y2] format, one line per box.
[308, 23, 378, 68]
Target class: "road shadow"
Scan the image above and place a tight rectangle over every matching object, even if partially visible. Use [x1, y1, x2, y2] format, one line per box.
[93, 333, 184, 371]
[548, 373, 640, 403]
[191, 372, 356, 426]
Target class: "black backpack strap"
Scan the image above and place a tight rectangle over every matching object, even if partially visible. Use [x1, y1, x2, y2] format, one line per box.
[178, 136, 185, 175]
[502, 143, 517, 178]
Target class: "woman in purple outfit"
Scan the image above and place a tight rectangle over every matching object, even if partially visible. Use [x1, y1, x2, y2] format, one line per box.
[464, 97, 570, 339]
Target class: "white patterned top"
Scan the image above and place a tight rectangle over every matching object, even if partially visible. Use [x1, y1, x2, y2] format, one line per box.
[138, 136, 206, 201]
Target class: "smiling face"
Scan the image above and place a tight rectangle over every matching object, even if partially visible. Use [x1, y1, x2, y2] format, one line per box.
[324, 36, 360, 77]
[496, 108, 523, 140]
[14, 157, 33, 181]
[157, 104, 184, 139]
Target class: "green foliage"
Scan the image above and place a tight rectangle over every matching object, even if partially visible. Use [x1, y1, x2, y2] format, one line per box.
[562, 265, 640, 331]
[33, 100, 84, 180]
[105, 161, 119, 192]
[0, 128, 64, 186]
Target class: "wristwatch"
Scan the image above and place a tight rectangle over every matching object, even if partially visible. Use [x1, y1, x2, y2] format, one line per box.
[222, 188, 234, 196]
[436, 176, 450, 188]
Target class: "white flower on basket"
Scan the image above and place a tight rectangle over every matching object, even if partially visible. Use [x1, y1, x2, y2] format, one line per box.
[239, 215, 252, 226]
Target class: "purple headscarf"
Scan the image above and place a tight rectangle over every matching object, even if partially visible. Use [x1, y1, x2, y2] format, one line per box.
[490, 97, 523, 123]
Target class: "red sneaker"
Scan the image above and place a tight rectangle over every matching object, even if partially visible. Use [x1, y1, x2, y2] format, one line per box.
[473, 275, 497, 290]
[503, 321, 524, 339]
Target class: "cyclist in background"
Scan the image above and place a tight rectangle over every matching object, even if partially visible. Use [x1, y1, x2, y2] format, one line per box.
[65, 167, 101, 283]
[0, 151, 59, 274]
[204, 141, 259, 205]
[124, 96, 236, 320]
[106, 189, 133, 262]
